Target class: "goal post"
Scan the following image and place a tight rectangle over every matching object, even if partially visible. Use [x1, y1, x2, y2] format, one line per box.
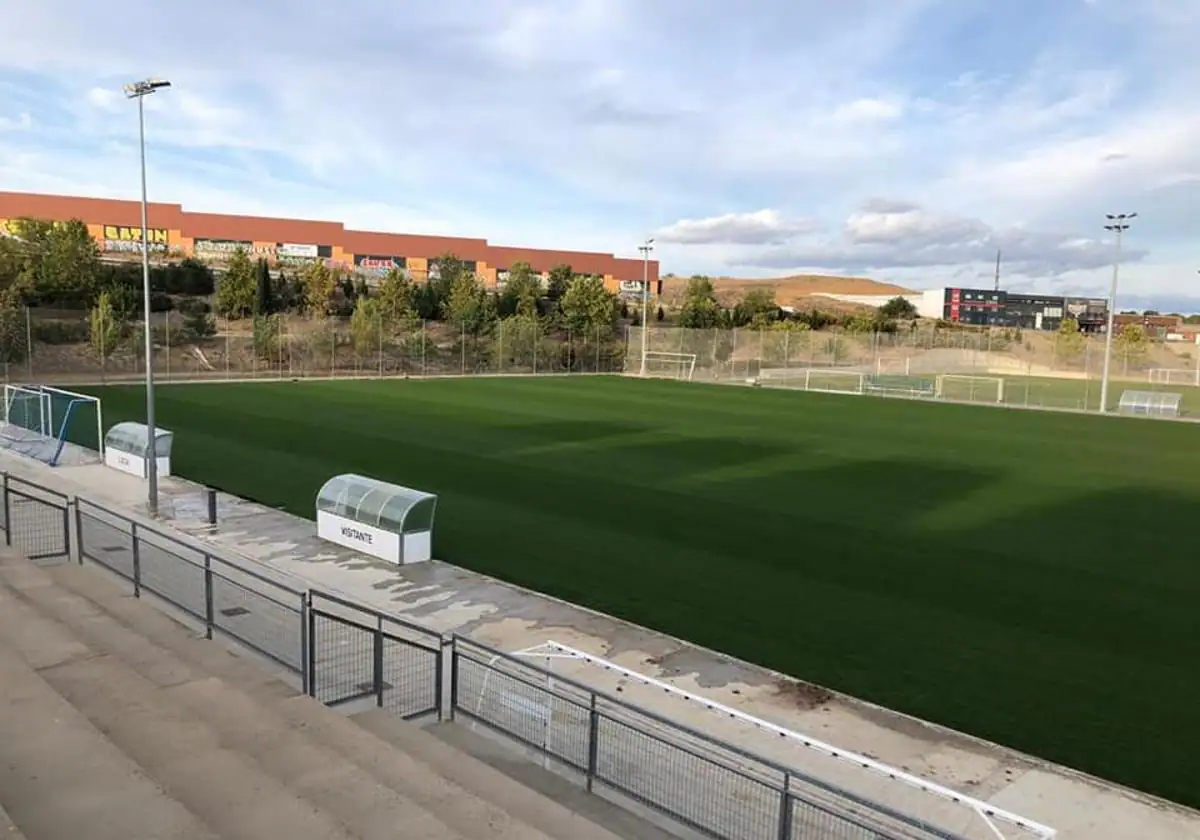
[642, 351, 697, 381]
[759, 367, 865, 395]
[1148, 368, 1200, 387]
[1, 384, 103, 466]
[935, 374, 1005, 404]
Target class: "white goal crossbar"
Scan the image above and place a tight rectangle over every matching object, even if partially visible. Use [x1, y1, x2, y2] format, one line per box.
[643, 351, 697, 381]
[512, 640, 1056, 840]
[758, 367, 866, 395]
[935, 375, 1005, 403]
[1148, 368, 1200, 387]
[1, 384, 104, 465]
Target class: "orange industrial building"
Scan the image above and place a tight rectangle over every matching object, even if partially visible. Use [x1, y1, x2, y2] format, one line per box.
[0, 191, 659, 294]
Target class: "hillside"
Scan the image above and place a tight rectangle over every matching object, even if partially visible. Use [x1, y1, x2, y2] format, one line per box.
[660, 274, 914, 311]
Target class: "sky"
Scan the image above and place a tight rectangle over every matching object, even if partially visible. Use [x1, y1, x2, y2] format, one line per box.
[0, 0, 1197, 310]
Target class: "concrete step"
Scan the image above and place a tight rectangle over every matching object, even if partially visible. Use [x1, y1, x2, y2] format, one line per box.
[47, 556, 559, 840]
[353, 711, 681, 840]
[0, 641, 218, 840]
[0, 571, 357, 840]
[51, 553, 669, 840]
[5, 556, 469, 840]
[0, 803, 27, 840]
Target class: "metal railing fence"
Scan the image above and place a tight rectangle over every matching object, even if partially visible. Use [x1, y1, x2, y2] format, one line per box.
[0, 471, 972, 840]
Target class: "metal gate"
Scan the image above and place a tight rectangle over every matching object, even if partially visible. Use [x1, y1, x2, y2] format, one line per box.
[2, 473, 70, 561]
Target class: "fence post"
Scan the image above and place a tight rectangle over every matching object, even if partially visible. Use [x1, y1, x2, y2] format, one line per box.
[203, 555, 214, 640]
[448, 638, 458, 721]
[586, 692, 600, 793]
[776, 772, 792, 840]
[299, 593, 310, 696]
[373, 616, 385, 707]
[3, 473, 10, 547]
[130, 522, 141, 597]
[435, 638, 447, 722]
[62, 500, 72, 561]
[74, 498, 84, 565]
[306, 600, 317, 698]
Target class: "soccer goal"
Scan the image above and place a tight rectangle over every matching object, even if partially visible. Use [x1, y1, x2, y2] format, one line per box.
[642, 351, 697, 381]
[1148, 368, 1200, 387]
[759, 367, 865, 395]
[0, 385, 103, 466]
[935, 374, 1005, 404]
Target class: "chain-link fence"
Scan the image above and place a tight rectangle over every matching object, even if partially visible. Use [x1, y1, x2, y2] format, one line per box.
[1, 308, 626, 384]
[628, 325, 1200, 412]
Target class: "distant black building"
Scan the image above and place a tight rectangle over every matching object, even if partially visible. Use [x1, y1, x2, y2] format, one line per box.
[941, 288, 1109, 332]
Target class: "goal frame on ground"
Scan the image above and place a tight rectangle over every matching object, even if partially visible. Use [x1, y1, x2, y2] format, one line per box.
[1147, 367, 1200, 387]
[500, 641, 1057, 840]
[2, 384, 104, 465]
[758, 367, 866, 395]
[641, 351, 697, 381]
[935, 374, 1006, 404]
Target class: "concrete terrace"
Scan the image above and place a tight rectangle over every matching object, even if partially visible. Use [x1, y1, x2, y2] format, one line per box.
[0, 449, 1196, 840]
[0, 543, 677, 840]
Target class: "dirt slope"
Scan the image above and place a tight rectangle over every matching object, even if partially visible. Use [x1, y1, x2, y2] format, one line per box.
[660, 274, 913, 309]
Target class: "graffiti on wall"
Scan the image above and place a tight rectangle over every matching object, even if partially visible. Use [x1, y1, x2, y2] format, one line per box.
[354, 254, 406, 274]
[102, 224, 169, 253]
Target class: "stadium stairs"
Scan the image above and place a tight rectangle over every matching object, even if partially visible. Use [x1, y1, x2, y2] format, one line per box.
[0, 547, 676, 840]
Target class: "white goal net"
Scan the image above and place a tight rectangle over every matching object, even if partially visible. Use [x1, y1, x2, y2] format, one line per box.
[935, 375, 1005, 404]
[642, 351, 697, 381]
[0, 384, 103, 466]
[1148, 368, 1200, 387]
[759, 367, 866, 395]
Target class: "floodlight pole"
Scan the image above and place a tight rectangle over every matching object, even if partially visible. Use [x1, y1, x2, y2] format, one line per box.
[638, 238, 654, 376]
[1098, 212, 1135, 414]
[125, 78, 171, 514]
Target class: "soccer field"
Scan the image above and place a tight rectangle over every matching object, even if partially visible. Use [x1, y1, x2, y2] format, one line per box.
[84, 376, 1200, 806]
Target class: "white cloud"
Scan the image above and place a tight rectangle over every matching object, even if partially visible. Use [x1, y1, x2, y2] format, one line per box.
[0, 0, 1194, 288]
[656, 210, 818, 245]
[0, 112, 32, 131]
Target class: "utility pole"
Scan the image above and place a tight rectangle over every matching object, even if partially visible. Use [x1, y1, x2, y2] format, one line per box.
[638, 239, 654, 376]
[994, 249, 1001, 292]
[124, 77, 172, 514]
[1099, 213, 1136, 414]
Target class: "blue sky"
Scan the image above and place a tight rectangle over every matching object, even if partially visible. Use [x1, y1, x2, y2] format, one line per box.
[0, 0, 1197, 309]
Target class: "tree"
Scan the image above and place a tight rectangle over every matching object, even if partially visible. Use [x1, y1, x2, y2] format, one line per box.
[89, 290, 124, 360]
[0, 287, 27, 364]
[500, 262, 540, 318]
[377, 268, 416, 327]
[350, 296, 383, 358]
[429, 253, 469, 301]
[215, 247, 256, 318]
[252, 314, 281, 361]
[879, 296, 917, 320]
[1116, 323, 1149, 365]
[8, 218, 101, 308]
[1055, 317, 1085, 361]
[442, 271, 496, 334]
[546, 263, 574, 301]
[734, 287, 780, 328]
[559, 274, 616, 334]
[303, 260, 337, 316]
[254, 259, 275, 315]
[678, 276, 721, 328]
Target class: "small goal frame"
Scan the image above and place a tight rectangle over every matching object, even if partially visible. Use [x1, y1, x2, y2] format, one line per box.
[497, 641, 1057, 840]
[642, 351, 697, 381]
[935, 374, 1005, 403]
[759, 367, 866, 395]
[1148, 368, 1200, 387]
[1, 384, 104, 465]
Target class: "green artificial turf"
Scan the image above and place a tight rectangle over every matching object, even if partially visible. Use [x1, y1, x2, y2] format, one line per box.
[85, 377, 1200, 806]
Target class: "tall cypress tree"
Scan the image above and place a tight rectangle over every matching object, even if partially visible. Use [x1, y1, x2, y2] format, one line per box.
[255, 258, 275, 315]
